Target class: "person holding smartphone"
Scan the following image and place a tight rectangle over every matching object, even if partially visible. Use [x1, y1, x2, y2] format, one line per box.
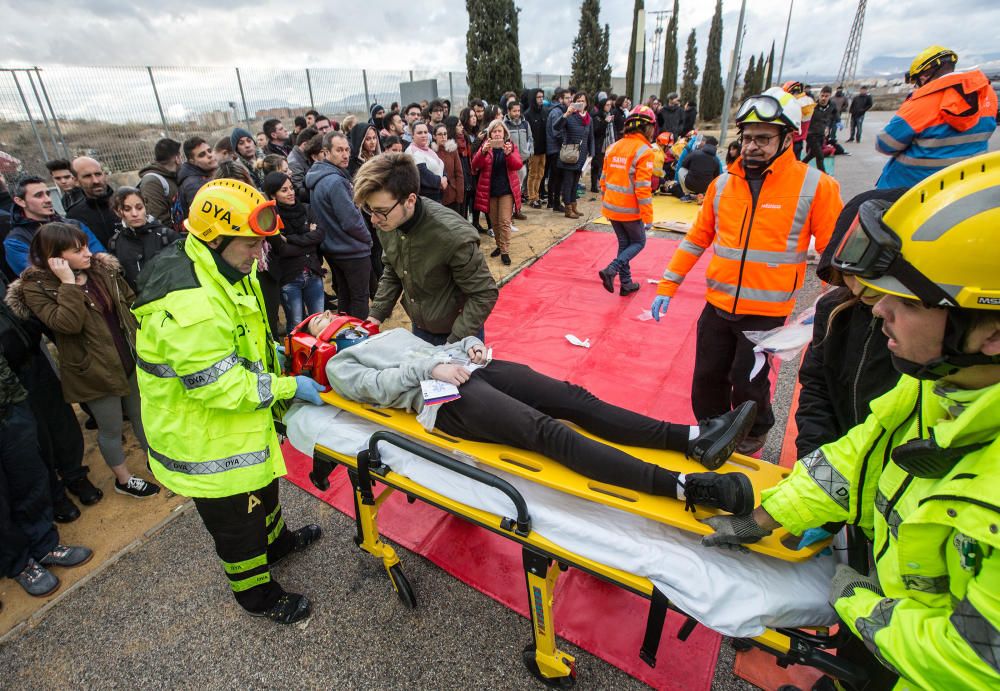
[553, 92, 594, 219]
[471, 120, 523, 265]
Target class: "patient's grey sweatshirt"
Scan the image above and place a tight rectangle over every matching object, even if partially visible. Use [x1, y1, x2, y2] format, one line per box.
[325, 328, 484, 420]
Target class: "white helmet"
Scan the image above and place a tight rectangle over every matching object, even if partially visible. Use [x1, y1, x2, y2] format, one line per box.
[735, 86, 802, 132]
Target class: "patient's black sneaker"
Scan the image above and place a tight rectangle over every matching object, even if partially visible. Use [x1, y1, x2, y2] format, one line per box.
[688, 401, 757, 470]
[683, 472, 754, 515]
[249, 592, 311, 625]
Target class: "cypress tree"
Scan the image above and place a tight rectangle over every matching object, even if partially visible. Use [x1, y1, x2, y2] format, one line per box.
[765, 41, 775, 89]
[680, 28, 699, 106]
[625, 0, 644, 100]
[659, 0, 679, 99]
[465, 0, 523, 101]
[755, 51, 766, 93]
[571, 0, 612, 98]
[699, 0, 724, 121]
[741, 54, 756, 102]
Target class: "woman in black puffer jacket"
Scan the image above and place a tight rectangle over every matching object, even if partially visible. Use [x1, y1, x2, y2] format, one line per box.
[108, 187, 179, 290]
[794, 188, 908, 458]
[262, 172, 325, 329]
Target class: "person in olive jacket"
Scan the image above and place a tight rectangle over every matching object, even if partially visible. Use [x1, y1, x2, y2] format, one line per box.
[794, 188, 907, 458]
[352, 152, 497, 345]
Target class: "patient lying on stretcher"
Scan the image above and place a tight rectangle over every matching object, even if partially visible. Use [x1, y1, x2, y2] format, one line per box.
[309, 313, 757, 515]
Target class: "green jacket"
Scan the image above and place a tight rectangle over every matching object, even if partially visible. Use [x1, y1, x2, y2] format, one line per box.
[370, 198, 498, 342]
[132, 237, 297, 498]
[762, 376, 1000, 690]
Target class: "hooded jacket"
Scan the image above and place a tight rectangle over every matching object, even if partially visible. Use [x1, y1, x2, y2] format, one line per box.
[679, 142, 724, 195]
[131, 236, 296, 498]
[274, 201, 324, 283]
[432, 139, 466, 207]
[6, 253, 136, 403]
[525, 89, 547, 153]
[658, 103, 684, 138]
[348, 124, 381, 179]
[177, 161, 212, 217]
[66, 187, 117, 248]
[287, 145, 311, 195]
[3, 207, 107, 277]
[137, 161, 180, 228]
[545, 102, 568, 155]
[503, 115, 534, 161]
[107, 217, 181, 290]
[304, 160, 372, 260]
[553, 110, 594, 171]
[876, 69, 997, 189]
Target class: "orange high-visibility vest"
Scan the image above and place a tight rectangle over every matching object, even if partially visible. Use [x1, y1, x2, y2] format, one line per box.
[656, 147, 843, 317]
[600, 132, 656, 225]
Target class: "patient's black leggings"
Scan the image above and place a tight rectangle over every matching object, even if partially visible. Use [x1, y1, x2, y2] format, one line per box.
[435, 361, 689, 496]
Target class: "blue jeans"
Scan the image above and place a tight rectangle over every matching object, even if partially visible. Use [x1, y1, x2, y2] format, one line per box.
[608, 219, 647, 284]
[0, 402, 59, 577]
[412, 325, 485, 346]
[280, 271, 326, 329]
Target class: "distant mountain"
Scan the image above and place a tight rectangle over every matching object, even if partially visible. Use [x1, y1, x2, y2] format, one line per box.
[863, 52, 1000, 77]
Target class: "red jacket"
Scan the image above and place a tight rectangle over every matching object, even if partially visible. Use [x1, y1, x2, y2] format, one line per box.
[471, 143, 523, 213]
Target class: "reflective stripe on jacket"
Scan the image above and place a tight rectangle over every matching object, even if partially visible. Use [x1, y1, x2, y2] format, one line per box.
[599, 132, 655, 225]
[132, 236, 297, 498]
[876, 70, 998, 189]
[762, 377, 1000, 690]
[655, 146, 842, 317]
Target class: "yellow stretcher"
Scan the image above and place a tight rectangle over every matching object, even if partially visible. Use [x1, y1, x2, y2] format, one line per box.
[307, 391, 867, 687]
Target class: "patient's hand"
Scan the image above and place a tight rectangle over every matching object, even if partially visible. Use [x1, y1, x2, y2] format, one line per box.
[467, 345, 488, 364]
[432, 363, 471, 386]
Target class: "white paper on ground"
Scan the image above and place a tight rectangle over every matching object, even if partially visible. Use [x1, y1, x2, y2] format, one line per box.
[565, 334, 591, 348]
[285, 403, 837, 638]
[636, 311, 654, 321]
[646, 278, 659, 284]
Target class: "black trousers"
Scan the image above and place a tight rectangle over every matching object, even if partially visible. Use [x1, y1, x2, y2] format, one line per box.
[325, 254, 372, 320]
[692, 304, 785, 437]
[590, 151, 605, 191]
[801, 135, 827, 173]
[435, 361, 689, 496]
[193, 478, 296, 612]
[17, 352, 86, 500]
[546, 153, 565, 208]
[257, 271, 282, 336]
[560, 169, 582, 206]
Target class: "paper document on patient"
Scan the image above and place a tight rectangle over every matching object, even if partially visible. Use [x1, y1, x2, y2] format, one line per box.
[421, 379, 461, 406]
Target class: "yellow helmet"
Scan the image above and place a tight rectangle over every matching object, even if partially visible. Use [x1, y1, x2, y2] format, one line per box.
[906, 45, 958, 83]
[184, 179, 283, 242]
[833, 150, 1000, 311]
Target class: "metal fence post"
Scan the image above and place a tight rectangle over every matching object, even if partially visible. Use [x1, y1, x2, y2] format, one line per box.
[146, 67, 170, 136]
[448, 71, 454, 103]
[33, 67, 69, 158]
[409, 70, 414, 82]
[362, 69, 371, 111]
[235, 67, 251, 124]
[11, 71, 48, 161]
[306, 68, 315, 109]
[25, 69, 60, 155]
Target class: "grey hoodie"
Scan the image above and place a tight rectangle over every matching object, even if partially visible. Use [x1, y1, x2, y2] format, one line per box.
[325, 328, 484, 426]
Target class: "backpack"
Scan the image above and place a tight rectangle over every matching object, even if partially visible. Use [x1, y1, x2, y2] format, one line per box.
[141, 172, 185, 233]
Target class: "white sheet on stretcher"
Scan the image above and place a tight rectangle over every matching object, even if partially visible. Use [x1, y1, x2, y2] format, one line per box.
[285, 403, 838, 638]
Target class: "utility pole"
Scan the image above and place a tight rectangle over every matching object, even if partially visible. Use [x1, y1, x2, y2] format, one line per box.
[719, 0, 748, 147]
[836, 0, 868, 88]
[632, 9, 646, 105]
[777, 0, 794, 85]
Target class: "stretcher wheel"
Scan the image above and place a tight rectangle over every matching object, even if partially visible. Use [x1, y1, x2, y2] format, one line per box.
[521, 645, 576, 688]
[730, 637, 753, 652]
[387, 563, 417, 609]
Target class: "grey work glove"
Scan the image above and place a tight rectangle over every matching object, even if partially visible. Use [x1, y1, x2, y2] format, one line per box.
[700, 513, 772, 549]
[828, 563, 884, 608]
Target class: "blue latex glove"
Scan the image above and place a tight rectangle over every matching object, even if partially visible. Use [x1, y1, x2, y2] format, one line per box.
[650, 295, 671, 322]
[275, 344, 287, 373]
[294, 376, 327, 406]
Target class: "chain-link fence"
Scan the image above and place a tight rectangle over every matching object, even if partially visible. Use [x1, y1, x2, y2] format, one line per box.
[0, 66, 578, 181]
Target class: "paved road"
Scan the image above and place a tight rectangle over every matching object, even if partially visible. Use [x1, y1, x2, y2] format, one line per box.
[3, 111, 998, 691]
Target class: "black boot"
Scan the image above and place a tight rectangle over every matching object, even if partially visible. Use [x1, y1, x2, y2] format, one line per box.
[52, 494, 81, 523]
[598, 268, 615, 293]
[273, 524, 323, 567]
[619, 281, 640, 296]
[249, 592, 311, 625]
[682, 472, 754, 515]
[687, 401, 757, 469]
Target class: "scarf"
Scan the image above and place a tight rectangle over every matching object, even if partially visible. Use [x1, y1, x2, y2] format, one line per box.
[277, 200, 309, 235]
[407, 141, 445, 177]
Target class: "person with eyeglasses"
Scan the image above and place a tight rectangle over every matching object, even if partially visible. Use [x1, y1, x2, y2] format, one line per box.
[131, 179, 327, 625]
[352, 152, 497, 346]
[650, 86, 843, 455]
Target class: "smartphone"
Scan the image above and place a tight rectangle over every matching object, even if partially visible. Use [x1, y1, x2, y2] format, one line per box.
[491, 139, 503, 148]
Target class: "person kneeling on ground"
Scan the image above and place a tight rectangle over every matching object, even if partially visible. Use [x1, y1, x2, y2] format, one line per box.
[310, 314, 757, 515]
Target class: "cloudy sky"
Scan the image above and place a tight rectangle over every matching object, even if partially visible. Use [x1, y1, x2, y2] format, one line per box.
[3, 0, 998, 80]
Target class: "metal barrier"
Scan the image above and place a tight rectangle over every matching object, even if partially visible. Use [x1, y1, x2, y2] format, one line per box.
[0, 66, 577, 179]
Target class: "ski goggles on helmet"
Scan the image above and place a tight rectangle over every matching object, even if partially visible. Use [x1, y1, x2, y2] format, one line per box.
[832, 199, 958, 308]
[247, 199, 284, 236]
[735, 94, 795, 129]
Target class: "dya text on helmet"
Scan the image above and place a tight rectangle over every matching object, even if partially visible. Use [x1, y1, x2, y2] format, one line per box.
[200, 200, 232, 224]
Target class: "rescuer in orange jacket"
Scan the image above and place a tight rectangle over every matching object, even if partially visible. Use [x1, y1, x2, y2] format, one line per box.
[650, 87, 843, 454]
[597, 105, 657, 296]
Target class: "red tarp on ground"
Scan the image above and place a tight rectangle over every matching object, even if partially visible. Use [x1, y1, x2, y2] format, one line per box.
[284, 229, 752, 689]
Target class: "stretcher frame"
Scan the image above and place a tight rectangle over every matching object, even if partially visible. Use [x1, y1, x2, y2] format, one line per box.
[306, 406, 868, 686]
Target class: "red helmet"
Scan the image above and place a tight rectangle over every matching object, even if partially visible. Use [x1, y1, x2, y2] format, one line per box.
[656, 131, 674, 147]
[624, 105, 656, 127]
[782, 80, 804, 95]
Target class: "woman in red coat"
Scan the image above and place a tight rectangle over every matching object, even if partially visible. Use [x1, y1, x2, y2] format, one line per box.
[471, 119, 522, 266]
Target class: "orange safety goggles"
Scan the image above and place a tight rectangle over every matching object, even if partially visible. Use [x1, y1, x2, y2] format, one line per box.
[247, 199, 284, 236]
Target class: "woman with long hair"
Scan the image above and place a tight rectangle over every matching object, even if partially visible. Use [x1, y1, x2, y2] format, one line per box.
[432, 122, 465, 215]
[447, 115, 475, 220]
[348, 123, 382, 179]
[460, 107, 491, 233]
[108, 187, 179, 290]
[471, 119, 523, 266]
[405, 120, 447, 203]
[6, 223, 159, 498]
[553, 91, 595, 219]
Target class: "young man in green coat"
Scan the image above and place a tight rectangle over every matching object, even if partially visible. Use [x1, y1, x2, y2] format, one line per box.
[133, 179, 327, 624]
[701, 152, 1000, 690]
